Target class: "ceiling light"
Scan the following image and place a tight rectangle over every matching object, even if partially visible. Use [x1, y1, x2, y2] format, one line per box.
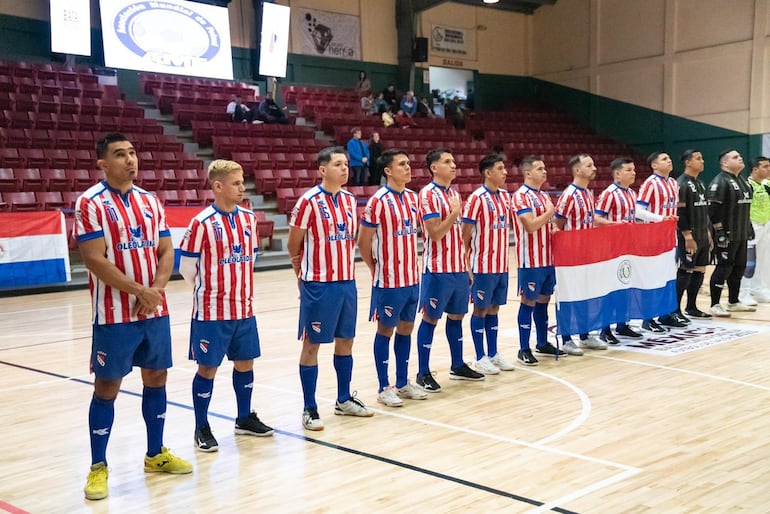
[483, 0, 499, 3]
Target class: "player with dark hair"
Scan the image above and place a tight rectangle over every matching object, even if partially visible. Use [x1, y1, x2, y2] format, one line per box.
[358, 149, 428, 406]
[594, 157, 643, 343]
[77, 133, 192, 501]
[416, 148, 484, 392]
[511, 155, 563, 365]
[675, 149, 713, 319]
[461, 153, 516, 374]
[179, 159, 274, 452]
[288, 146, 374, 430]
[553, 154, 610, 353]
[636, 151, 685, 331]
[739, 156, 770, 304]
[707, 149, 755, 316]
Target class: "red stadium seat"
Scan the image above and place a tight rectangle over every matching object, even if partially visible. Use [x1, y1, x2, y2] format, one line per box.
[19, 149, 50, 168]
[155, 190, 183, 206]
[69, 149, 94, 168]
[40, 168, 71, 191]
[62, 191, 85, 210]
[275, 169, 298, 189]
[6, 191, 40, 211]
[253, 169, 278, 197]
[178, 189, 203, 206]
[65, 169, 92, 190]
[0, 148, 23, 168]
[138, 170, 161, 190]
[0, 168, 20, 191]
[14, 168, 45, 191]
[158, 169, 180, 190]
[254, 210, 274, 249]
[48, 149, 75, 168]
[36, 191, 65, 210]
[177, 168, 206, 189]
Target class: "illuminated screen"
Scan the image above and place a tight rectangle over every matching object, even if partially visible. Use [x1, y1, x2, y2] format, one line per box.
[99, 0, 233, 79]
[258, 3, 290, 78]
[50, 0, 92, 56]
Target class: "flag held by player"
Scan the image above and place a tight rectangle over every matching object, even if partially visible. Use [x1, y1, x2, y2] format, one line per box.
[553, 220, 678, 335]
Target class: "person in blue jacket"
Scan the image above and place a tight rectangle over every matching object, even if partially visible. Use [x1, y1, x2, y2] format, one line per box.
[347, 127, 370, 186]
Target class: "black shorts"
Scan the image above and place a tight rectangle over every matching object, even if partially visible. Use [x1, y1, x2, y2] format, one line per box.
[713, 240, 748, 268]
[677, 235, 710, 269]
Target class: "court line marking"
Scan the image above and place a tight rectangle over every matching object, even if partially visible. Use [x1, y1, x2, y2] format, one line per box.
[0, 359, 579, 513]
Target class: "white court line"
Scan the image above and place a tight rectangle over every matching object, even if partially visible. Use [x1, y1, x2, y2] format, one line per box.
[590, 354, 770, 392]
[528, 467, 642, 514]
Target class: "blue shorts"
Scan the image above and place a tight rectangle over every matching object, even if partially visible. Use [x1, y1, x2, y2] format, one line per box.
[471, 273, 509, 309]
[369, 285, 419, 327]
[91, 317, 172, 380]
[419, 272, 470, 318]
[189, 317, 261, 367]
[518, 266, 556, 302]
[299, 280, 357, 343]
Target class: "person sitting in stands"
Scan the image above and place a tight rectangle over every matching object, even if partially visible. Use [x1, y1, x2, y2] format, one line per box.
[394, 109, 417, 129]
[226, 95, 257, 123]
[374, 92, 389, 115]
[382, 85, 397, 110]
[258, 92, 289, 124]
[361, 93, 377, 116]
[417, 97, 435, 118]
[400, 91, 417, 117]
[355, 71, 372, 96]
[445, 96, 465, 129]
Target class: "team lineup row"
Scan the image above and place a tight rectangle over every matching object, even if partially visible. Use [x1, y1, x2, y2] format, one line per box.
[74, 132, 769, 500]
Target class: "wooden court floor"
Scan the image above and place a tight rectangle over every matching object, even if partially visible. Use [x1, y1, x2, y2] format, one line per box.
[1, 265, 770, 513]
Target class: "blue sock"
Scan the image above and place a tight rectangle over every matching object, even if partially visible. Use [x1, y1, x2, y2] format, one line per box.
[394, 333, 411, 388]
[445, 318, 464, 369]
[192, 373, 214, 430]
[373, 333, 391, 392]
[533, 302, 549, 348]
[89, 395, 114, 465]
[333, 354, 353, 404]
[299, 364, 318, 410]
[232, 369, 253, 419]
[485, 314, 499, 357]
[416, 320, 436, 374]
[518, 304, 534, 350]
[470, 315, 485, 360]
[142, 386, 166, 457]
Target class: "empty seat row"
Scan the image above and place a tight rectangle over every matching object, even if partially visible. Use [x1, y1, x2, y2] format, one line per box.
[140, 71, 256, 96]
[0, 111, 163, 133]
[212, 137, 323, 158]
[191, 120, 313, 146]
[0, 168, 207, 192]
[0, 93, 142, 117]
[0, 149, 201, 170]
[233, 153, 317, 173]
[0, 129, 181, 152]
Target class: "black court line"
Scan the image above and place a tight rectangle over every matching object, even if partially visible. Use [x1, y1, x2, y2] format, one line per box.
[0, 359, 578, 513]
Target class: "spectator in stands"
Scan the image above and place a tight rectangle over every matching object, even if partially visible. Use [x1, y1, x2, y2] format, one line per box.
[374, 92, 389, 114]
[368, 132, 384, 186]
[227, 95, 258, 123]
[258, 92, 288, 124]
[347, 127, 370, 186]
[394, 109, 417, 129]
[361, 93, 377, 116]
[400, 91, 417, 117]
[417, 96, 435, 118]
[382, 109, 396, 128]
[445, 96, 465, 129]
[382, 84, 398, 109]
[355, 70, 372, 96]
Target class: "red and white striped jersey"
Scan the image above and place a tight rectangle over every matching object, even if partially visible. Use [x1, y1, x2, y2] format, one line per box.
[511, 184, 554, 268]
[179, 205, 258, 321]
[637, 174, 679, 218]
[290, 185, 358, 282]
[595, 183, 637, 223]
[75, 183, 170, 325]
[419, 182, 466, 273]
[361, 186, 420, 288]
[555, 183, 595, 231]
[462, 186, 512, 273]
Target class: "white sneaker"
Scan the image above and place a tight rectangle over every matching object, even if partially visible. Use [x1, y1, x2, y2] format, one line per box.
[738, 294, 758, 306]
[726, 302, 756, 312]
[563, 341, 584, 356]
[302, 409, 324, 431]
[580, 336, 608, 350]
[377, 386, 403, 407]
[475, 356, 500, 375]
[334, 392, 375, 417]
[396, 381, 428, 400]
[710, 304, 731, 317]
[753, 291, 770, 303]
[489, 353, 515, 371]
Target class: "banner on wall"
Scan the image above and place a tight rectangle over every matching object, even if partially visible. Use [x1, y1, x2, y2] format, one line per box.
[50, 0, 91, 56]
[0, 212, 71, 289]
[295, 8, 361, 60]
[430, 24, 475, 59]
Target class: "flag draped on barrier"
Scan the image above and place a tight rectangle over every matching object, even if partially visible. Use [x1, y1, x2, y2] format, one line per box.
[553, 220, 678, 335]
[0, 211, 71, 288]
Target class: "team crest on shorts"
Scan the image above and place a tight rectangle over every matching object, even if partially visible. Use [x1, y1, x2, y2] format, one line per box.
[476, 290, 485, 300]
[199, 339, 210, 353]
[384, 306, 394, 317]
[528, 282, 536, 292]
[311, 321, 322, 333]
[96, 350, 107, 367]
[429, 297, 438, 309]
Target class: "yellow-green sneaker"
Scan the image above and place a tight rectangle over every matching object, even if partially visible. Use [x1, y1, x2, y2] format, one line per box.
[144, 447, 193, 474]
[84, 462, 109, 500]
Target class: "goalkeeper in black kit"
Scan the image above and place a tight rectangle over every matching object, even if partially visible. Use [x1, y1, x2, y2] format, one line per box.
[707, 149, 754, 316]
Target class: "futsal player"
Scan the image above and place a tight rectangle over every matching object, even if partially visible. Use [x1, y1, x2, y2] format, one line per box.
[288, 146, 374, 431]
[358, 149, 428, 407]
[179, 159, 274, 452]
